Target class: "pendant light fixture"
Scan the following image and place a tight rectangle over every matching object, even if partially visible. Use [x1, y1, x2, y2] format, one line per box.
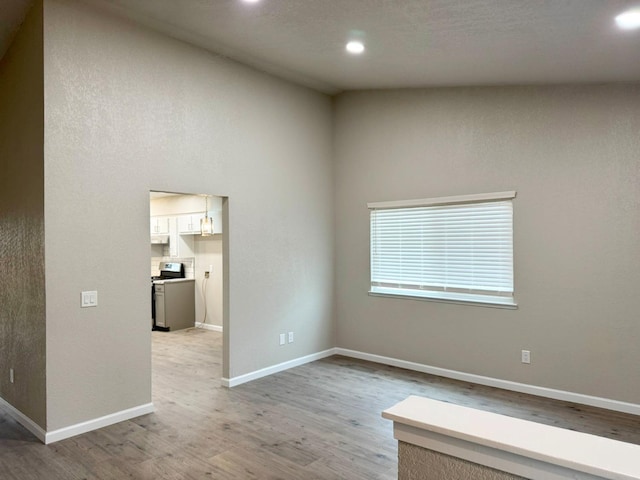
[200, 195, 213, 236]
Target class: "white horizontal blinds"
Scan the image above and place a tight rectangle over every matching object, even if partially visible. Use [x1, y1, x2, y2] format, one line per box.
[370, 199, 513, 297]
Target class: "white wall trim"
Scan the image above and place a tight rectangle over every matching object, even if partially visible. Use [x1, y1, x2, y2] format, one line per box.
[195, 322, 222, 332]
[335, 348, 640, 416]
[368, 190, 516, 210]
[44, 403, 155, 444]
[222, 348, 336, 388]
[0, 395, 47, 443]
[220, 345, 639, 415]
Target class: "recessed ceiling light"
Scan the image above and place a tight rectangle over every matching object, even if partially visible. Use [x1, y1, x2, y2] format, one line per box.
[615, 8, 640, 30]
[346, 41, 365, 55]
[242, 0, 261, 3]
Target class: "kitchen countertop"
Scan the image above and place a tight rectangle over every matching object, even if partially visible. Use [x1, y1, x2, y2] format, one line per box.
[152, 278, 195, 285]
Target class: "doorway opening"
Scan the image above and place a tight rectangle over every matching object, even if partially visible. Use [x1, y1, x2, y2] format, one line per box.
[149, 190, 228, 386]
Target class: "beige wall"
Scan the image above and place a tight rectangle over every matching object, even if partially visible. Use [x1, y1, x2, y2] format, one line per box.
[43, 0, 334, 431]
[398, 442, 524, 480]
[8, 0, 638, 437]
[334, 86, 640, 404]
[193, 235, 223, 327]
[0, 1, 46, 429]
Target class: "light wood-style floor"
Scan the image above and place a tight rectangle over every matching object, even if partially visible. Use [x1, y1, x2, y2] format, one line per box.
[1, 328, 639, 479]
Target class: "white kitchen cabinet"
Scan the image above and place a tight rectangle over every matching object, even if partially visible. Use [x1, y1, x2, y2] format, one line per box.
[177, 197, 223, 235]
[179, 211, 223, 235]
[178, 213, 205, 234]
[208, 196, 223, 234]
[150, 216, 171, 235]
[169, 217, 195, 258]
[169, 218, 179, 257]
[210, 210, 223, 234]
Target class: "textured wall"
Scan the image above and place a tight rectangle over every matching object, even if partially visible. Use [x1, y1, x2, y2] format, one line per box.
[43, 0, 334, 430]
[334, 85, 640, 404]
[398, 442, 525, 480]
[0, 1, 46, 429]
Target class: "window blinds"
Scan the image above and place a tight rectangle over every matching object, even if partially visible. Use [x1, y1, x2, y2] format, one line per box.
[370, 194, 514, 303]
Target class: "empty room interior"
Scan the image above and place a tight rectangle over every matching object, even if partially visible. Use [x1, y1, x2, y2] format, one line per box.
[1, 0, 640, 478]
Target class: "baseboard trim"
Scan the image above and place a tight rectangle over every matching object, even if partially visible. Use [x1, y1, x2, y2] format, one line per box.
[335, 348, 640, 416]
[222, 348, 336, 388]
[0, 396, 47, 443]
[195, 322, 223, 332]
[44, 403, 155, 444]
[216, 345, 639, 415]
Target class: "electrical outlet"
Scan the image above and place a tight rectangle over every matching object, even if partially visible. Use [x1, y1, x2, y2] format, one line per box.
[204, 271, 210, 278]
[521, 350, 531, 364]
[9, 368, 14, 384]
[279, 333, 286, 346]
[288, 331, 294, 343]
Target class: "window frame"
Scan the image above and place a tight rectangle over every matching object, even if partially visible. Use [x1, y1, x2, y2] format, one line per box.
[368, 191, 517, 309]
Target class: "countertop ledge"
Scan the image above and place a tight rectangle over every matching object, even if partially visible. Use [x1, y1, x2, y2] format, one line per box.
[152, 278, 195, 284]
[382, 395, 640, 480]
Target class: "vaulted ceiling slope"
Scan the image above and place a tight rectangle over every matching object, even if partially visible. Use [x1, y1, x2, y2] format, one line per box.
[2, 0, 640, 94]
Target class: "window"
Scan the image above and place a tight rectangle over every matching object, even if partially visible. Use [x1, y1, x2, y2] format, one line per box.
[368, 191, 517, 308]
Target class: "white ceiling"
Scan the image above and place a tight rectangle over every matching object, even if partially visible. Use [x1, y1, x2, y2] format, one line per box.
[2, 0, 640, 94]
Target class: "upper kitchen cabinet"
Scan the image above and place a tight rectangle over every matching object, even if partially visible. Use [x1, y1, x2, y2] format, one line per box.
[150, 193, 223, 236]
[150, 216, 171, 235]
[177, 196, 223, 235]
[209, 210, 223, 234]
[206, 196, 223, 235]
[178, 213, 205, 235]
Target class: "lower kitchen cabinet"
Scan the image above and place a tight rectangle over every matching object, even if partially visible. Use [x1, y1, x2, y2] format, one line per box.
[154, 280, 195, 331]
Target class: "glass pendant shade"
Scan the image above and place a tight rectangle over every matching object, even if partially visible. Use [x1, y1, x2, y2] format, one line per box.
[200, 216, 213, 236]
[201, 195, 213, 236]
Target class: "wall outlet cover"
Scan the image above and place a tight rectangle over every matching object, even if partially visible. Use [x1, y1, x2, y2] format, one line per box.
[81, 291, 98, 308]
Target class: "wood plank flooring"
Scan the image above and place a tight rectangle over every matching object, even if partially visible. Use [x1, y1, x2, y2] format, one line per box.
[1, 328, 639, 479]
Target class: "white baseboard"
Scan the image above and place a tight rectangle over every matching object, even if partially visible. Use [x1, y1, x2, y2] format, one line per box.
[335, 348, 640, 416]
[195, 322, 223, 332]
[222, 348, 336, 388]
[45, 403, 155, 444]
[0, 396, 47, 443]
[220, 346, 640, 415]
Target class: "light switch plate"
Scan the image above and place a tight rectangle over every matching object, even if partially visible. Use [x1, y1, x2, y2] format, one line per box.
[81, 291, 98, 308]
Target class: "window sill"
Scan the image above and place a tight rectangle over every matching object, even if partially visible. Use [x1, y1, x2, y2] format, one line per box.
[368, 287, 518, 310]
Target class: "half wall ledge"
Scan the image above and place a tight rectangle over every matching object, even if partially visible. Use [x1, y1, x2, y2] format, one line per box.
[382, 395, 640, 480]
